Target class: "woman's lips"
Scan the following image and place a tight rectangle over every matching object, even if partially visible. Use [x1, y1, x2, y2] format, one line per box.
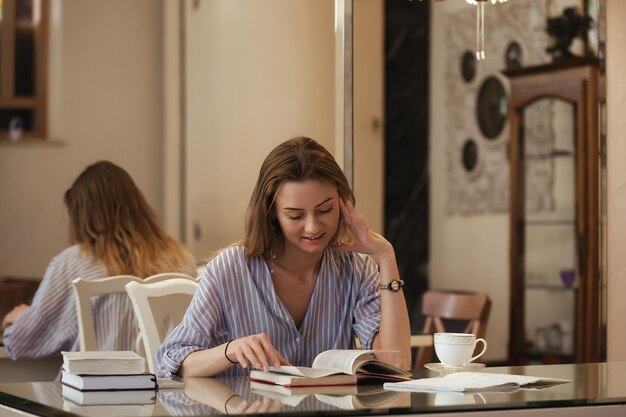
[302, 232, 324, 241]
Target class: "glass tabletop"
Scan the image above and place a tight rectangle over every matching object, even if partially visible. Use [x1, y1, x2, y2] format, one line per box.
[1, 362, 626, 417]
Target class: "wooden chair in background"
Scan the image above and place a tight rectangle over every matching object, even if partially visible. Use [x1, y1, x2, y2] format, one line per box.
[413, 290, 492, 370]
[125, 278, 198, 374]
[72, 272, 196, 352]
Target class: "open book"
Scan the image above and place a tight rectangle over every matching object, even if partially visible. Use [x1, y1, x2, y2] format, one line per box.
[383, 372, 570, 393]
[249, 350, 411, 387]
[315, 387, 411, 410]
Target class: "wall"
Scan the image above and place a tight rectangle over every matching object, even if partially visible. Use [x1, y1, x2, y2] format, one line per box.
[182, 0, 336, 260]
[430, 0, 507, 361]
[354, 0, 384, 234]
[606, 0, 626, 362]
[0, 0, 164, 279]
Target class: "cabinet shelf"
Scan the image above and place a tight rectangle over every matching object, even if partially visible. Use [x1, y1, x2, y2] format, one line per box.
[525, 284, 577, 291]
[524, 149, 574, 161]
[520, 219, 576, 226]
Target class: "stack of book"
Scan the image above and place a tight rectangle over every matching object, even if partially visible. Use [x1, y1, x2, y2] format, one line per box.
[61, 351, 157, 406]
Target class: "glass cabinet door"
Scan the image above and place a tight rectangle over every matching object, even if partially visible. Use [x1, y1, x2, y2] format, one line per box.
[522, 98, 577, 363]
[506, 61, 601, 366]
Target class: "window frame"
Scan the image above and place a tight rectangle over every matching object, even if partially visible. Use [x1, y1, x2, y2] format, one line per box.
[0, 0, 48, 140]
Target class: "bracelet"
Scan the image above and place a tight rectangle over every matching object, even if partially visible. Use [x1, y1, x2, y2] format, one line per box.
[224, 339, 238, 364]
[224, 394, 241, 415]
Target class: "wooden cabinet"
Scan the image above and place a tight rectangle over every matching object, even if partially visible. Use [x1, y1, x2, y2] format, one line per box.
[504, 60, 600, 365]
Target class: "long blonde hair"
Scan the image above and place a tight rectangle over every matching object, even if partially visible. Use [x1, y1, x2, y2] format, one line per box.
[64, 161, 188, 276]
[243, 137, 355, 257]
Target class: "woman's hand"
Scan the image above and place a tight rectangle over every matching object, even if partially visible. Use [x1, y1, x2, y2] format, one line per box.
[227, 396, 283, 415]
[333, 199, 393, 262]
[1, 304, 29, 329]
[226, 333, 291, 372]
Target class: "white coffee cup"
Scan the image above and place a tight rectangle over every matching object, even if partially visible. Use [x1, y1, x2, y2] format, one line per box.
[434, 332, 487, 367]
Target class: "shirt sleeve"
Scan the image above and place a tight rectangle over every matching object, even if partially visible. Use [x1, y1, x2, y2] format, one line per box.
[3, 252, 79, 359]
[155, 258, 228, 378]
[351, 254, 381, 349]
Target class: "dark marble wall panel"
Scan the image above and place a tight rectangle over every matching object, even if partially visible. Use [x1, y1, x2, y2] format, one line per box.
[384, 0, 429, 331]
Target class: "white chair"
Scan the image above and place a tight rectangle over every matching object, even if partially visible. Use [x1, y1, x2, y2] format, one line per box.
[125, 278, 198, 374]
[72, 273, 197, 352]
[72, 275, 144, 351]
[146, 272, 196, 282]
[196, 264, 207, 281]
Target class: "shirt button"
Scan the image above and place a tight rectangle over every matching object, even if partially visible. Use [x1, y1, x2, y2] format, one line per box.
[295, 337, 301, 343]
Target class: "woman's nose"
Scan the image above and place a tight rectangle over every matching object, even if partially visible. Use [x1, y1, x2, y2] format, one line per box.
[304, 215, 321, 233]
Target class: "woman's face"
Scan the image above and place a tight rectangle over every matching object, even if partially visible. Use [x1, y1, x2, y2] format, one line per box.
[273, 179, 341, 256]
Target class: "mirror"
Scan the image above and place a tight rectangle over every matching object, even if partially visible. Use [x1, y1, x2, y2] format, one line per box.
[352, 0, 607, 365]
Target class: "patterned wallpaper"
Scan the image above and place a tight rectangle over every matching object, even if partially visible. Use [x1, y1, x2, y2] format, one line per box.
[445, 0, 557, 215]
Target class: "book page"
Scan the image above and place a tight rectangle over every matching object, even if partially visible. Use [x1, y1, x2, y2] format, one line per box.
[312, 350, 374, 374]
[384, 372, 570, 393]
[267, 366, 343, 378]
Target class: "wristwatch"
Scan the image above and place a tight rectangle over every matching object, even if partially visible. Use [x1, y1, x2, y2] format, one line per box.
[379, 279, 405, 292]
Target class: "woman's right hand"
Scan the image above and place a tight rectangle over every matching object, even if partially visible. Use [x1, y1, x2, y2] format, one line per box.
[226, 333, 290, 372]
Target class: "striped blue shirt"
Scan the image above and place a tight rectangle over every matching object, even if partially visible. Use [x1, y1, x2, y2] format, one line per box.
[3, 245, 197, 360]
[156, 245, 381, 377]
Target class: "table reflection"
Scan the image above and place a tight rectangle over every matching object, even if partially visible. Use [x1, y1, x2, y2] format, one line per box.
[0, 363, 624, 417]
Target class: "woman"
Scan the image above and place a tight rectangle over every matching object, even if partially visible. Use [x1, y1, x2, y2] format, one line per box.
[2, 161, 197, 359]
[157, 137, 410, 377]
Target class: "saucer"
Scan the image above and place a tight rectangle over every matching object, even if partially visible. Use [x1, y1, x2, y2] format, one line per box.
[425, 362, 486, 373]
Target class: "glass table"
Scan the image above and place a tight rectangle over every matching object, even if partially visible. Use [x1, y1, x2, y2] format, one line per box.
[1, 362, 626, 416]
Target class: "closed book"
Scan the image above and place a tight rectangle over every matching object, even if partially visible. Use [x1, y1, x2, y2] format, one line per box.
[61, 370, 157, 391]
[249, 349, 410, 388]
[62, 384, 156, 405]
[61, 351, 145, 375]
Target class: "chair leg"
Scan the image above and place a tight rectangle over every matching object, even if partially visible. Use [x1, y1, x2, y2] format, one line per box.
[414, 345, 433, 370]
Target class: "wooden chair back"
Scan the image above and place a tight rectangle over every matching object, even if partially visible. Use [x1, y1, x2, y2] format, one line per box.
[414, 290, 492, 369]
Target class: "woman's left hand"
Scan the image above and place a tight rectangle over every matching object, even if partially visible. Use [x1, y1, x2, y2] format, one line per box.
[1, 304, 29, 329]
[332, 199, 393, 261]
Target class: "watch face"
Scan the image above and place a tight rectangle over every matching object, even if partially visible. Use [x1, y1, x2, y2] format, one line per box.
[390, 281, 400, 291]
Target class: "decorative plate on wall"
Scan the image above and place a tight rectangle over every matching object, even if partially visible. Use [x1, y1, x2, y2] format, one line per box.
[505, 41, 523, 70]
[461, 50, 476, 83]
[461, 138, 483, 181]
[462, 138, 478, 172]
[477, 76, 508, 140]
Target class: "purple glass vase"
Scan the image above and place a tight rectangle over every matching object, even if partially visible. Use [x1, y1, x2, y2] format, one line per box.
[560, 269, 576, 287]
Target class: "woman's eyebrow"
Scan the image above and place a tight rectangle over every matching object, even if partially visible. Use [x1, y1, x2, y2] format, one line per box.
[315, 197, 334, 207]
[283, 197, 335, 211]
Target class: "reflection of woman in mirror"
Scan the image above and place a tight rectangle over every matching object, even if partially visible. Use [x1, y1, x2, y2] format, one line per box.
[160, 376, 283, 415]
[2, 161, 197, 359]
[157, 137, 410, 377]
